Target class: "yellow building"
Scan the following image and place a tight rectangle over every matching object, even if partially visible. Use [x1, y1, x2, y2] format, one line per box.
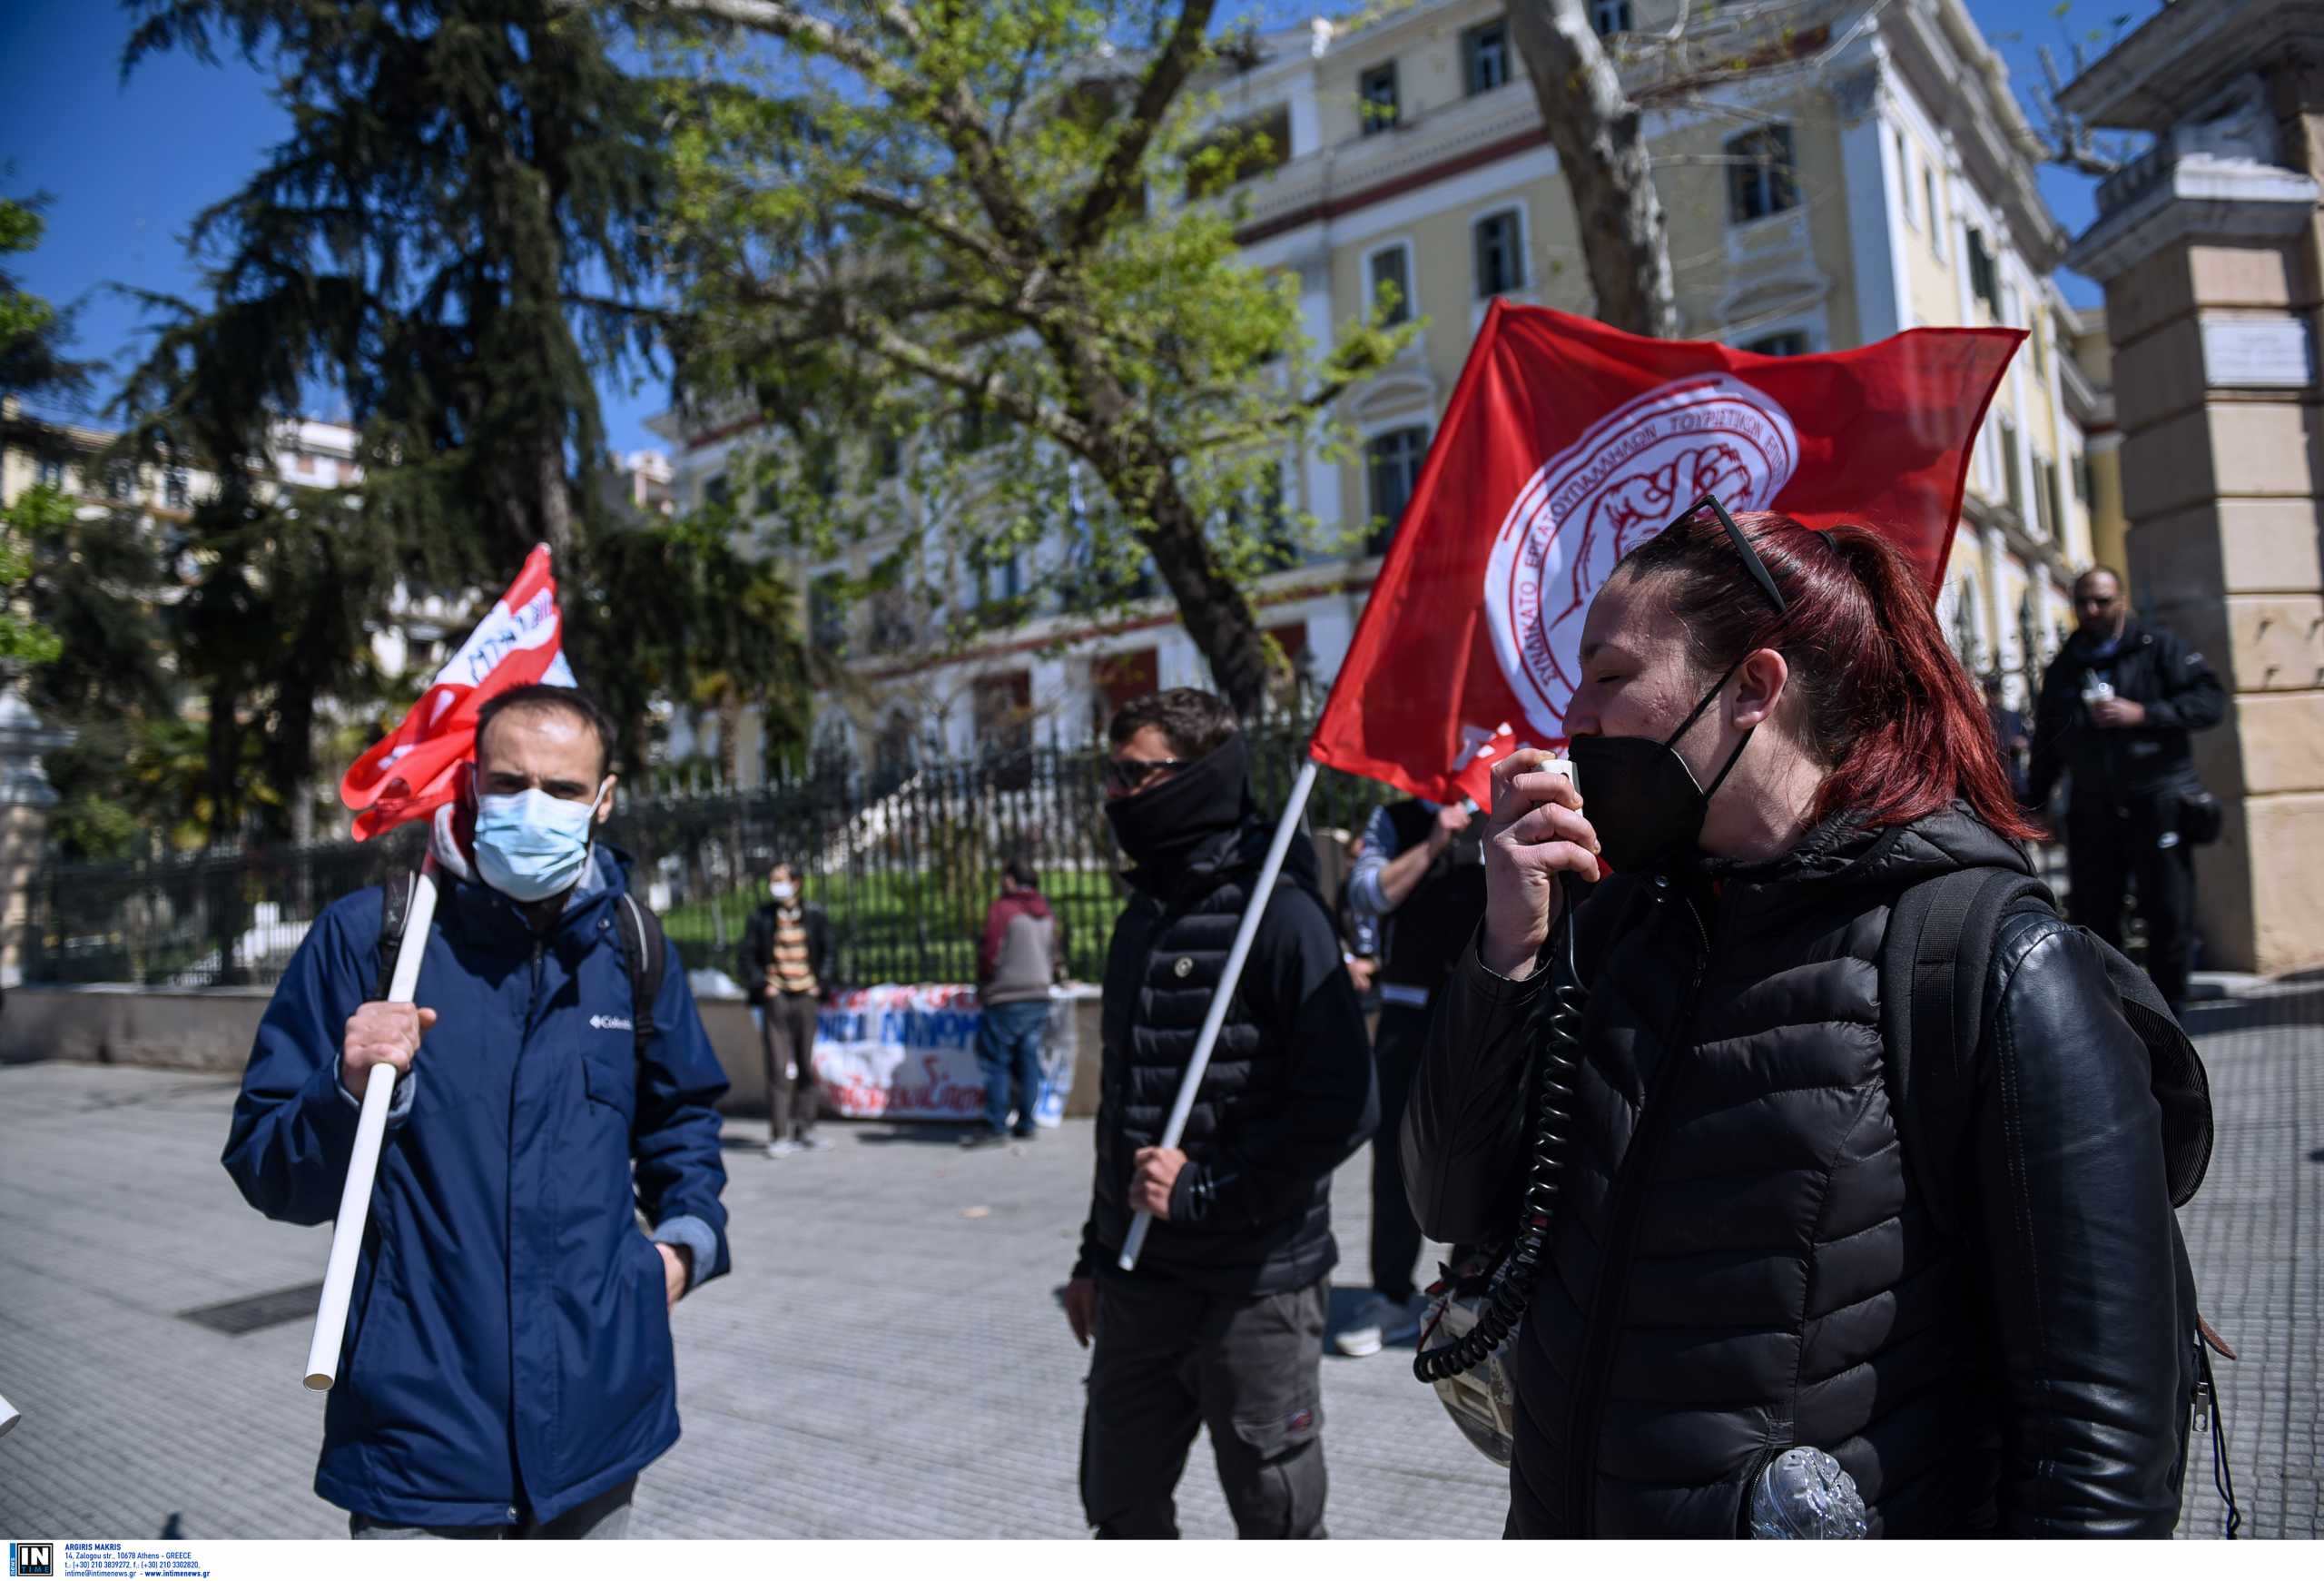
[659, 0, 2105, 763]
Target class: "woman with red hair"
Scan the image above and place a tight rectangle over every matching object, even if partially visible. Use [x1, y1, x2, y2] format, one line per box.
[1404, 503, 2199, 1537]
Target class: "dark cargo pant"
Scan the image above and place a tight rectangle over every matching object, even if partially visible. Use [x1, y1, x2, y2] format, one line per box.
[1079, 1275, 1328, 1539]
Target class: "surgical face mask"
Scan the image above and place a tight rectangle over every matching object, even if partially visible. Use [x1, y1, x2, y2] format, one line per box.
[473, 781, 607, 903]
[1567, 657, 1755, 873]
[770, 881, 797, 903]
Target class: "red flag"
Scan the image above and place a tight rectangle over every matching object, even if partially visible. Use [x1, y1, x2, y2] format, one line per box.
[1310, 304, 2021, 803]
[340, 545, 576, 841]
[1451, 722, 1519, 810]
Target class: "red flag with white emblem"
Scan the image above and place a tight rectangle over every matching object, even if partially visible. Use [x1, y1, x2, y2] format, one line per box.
[1309, 303, 2020, 803]
[340, 545, 576, 840]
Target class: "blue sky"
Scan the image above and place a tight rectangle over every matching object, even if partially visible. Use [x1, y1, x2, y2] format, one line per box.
[2, 1, 2163, 453]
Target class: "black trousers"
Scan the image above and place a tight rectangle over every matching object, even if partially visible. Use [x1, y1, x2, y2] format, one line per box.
[1369, 1003, 1427, 1303]
[758, 991, 822, 1141]
[1079, 1276, 1329, 1539]
[2066, 796, 2196, 1010]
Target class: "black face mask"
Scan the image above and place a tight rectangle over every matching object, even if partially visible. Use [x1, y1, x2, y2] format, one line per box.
[1568, 656, 1755, 873]
[1103, 734, 1251, 876]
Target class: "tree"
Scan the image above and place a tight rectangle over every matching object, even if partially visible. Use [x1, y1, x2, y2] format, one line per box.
[118, 0, 675, 736]
[1, 193, 89, 672]
[642, 0, 1407, 718]
[1507, 1, 1677, 339]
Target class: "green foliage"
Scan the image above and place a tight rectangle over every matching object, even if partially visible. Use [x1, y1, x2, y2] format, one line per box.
[646, 0, 1413, 714]
[0, 193, 99, 410]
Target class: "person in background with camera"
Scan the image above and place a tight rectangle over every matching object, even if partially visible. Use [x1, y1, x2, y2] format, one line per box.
[1335, 795, 1487, 1359]
[2029, 567, 2225, 1015]
[1403, 509, 2200, 1537]
[1066, 687, 1376, 1539]
[740, 859, 835, 1157]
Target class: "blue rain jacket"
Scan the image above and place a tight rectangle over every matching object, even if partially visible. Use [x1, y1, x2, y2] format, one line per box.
[224, 846, 731, 1527]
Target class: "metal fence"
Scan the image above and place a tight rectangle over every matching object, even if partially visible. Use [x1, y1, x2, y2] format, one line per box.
[22, 715, 1386, 991]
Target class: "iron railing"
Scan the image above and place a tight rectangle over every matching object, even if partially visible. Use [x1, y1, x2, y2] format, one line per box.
[23, 714, 1384, 990]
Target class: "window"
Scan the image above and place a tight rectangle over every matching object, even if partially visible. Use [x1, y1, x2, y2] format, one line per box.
[1187, 104, 1293, 199]
[2031, 314, 2048, 377]
[703, 472, 730, 509]
[1462, 19, 1510, 96]
[2073, 451, 2093, 506]
[1999, 419, 2022, 519]
[973, 671, 1034, 786]
[1897, 134, 1918, 231]
[163, 468, 190, 509]
[1725, 125, 1798, 223]
[975, 544, 1022, 607]
[1923, 168, 1942, 255]
[809, 572, 848, 652]
[1359, 62, 1399, 134]
[1092, 647, 1159, 733]
[1966, 228, 2000, 316]
[1591, 0, 1633, 34]
[1743, 331, 1808, 357]
[876, 432, 902, 479]
[34, 456, 64, 489]
[2037, 457, 2065, 542]
[1472, 208, 1526, 299]
[106, 463, 135, 503]
[1365, 425, 1429, 553]
[1366, 243, 1413, 327]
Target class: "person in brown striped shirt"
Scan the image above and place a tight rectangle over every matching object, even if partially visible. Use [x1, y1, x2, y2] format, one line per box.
[738, 861, 835, 1157]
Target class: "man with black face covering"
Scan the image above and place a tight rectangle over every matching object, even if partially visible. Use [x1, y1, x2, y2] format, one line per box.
[1065, 687, 1377, 1540]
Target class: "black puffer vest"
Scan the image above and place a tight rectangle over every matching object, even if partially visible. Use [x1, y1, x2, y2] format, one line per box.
[1091, 816, 1337, 1295]
[1509, 811, 2028, 1537]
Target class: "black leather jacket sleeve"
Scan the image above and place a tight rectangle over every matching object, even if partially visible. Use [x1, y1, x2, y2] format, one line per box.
[1400, 930, 1548, 1245]
[1976, 913, 2189, 1537]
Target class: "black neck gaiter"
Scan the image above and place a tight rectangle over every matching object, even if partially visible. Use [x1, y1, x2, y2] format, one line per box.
[1104, 735, 1253, 883]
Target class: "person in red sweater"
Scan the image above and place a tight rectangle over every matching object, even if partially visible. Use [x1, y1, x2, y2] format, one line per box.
[966, 855, 1065, 1148]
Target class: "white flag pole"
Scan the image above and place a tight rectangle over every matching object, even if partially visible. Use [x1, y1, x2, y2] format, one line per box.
[1118, 760, 1320, 1273]
[302, 855, 438, 1391]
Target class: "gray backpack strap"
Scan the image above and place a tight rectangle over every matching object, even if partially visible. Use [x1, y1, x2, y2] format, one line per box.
[375, 871, 422, 1001]
[613, 892, 668, 1062]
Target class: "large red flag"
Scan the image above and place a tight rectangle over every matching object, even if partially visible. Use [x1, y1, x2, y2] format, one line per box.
[340, 545, 576, 840]
[1310, 304, 2021, 803]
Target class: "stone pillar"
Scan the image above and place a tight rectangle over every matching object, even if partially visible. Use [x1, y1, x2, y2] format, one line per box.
[0, 688, 71, 987]
[2065, 66, 2324, 974]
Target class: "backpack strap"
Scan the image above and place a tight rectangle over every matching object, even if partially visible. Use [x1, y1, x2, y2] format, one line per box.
[612, 891, 668, 1062]
[376, 871, 420, 1002]
[1878, 866, 2056, 1238]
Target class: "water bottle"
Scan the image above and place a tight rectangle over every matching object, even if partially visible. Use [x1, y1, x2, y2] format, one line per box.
[2080, 670, 2114, 706]
[1748, 1447, 1867, 1539]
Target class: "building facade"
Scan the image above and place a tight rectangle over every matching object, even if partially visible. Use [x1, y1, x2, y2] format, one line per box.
[655, 0, 2103, 774]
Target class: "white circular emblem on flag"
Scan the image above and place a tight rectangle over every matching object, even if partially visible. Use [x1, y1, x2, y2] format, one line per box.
[1482, 374, 1800, 735]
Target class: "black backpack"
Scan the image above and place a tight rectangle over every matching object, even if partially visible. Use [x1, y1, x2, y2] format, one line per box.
[376, 870, 669, 1061]
[1878, 865, 2239, 1535]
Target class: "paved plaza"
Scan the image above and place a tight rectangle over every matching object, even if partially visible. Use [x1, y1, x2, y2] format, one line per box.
[1, 975, 2317, 1540]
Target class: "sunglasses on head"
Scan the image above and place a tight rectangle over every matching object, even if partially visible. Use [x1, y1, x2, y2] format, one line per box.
[1104, 756, 1185, 795]
[1675, 491, 1788, 617]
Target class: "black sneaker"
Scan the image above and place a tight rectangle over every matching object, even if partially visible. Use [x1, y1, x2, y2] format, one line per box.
[960, 1130, 1009, 1150]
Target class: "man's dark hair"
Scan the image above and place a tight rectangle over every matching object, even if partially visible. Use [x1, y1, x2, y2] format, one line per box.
[768, 856, 801, 878]
[1003, 854, 1039, 890]
[475, 684, 617, 777]
[1107, 687, 1240, 758]
[2074, 566, 2123, 598]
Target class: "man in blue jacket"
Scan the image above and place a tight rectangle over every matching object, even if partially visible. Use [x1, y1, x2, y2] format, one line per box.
[225, 683, 731, 1538]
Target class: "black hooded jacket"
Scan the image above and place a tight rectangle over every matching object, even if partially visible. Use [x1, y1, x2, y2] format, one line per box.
[1403, 806, 2194, 1537]
[2028, 620, 2224, 810]
[1075, 740, 1377, 1295]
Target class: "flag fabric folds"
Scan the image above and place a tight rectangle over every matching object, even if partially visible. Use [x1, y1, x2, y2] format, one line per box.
[340, 544, 575, 841]
[1310, 303, 2022, 804]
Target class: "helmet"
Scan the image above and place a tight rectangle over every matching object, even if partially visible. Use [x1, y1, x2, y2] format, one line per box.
[1421, 1285, 1519, 1467]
